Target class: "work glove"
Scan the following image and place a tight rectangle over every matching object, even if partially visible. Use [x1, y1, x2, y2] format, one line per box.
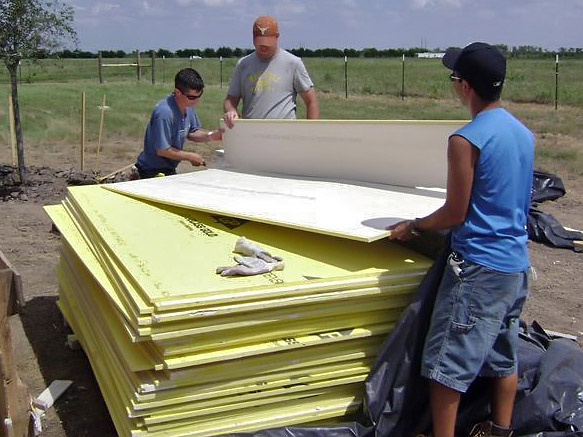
[216, 237, 284, 277]
[234, 236, 283, 263]
[216, 255, 284, 277]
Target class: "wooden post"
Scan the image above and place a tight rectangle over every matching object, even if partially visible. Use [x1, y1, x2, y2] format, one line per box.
[151, 51, 156, 85]
[0, 249, 24, 315]
[7, 94, 17, 166]
[554, 54, 559, 111]
[401, 54, 405, 101]
[98, 51, 104, 84]
[80, 92, 86, 171]
[344, 55, 348, 99]
[136, 50, 141, 81]
[0, 268, 33, 437]
[96, 94, 106, 168]
[220, 56, 223, 89]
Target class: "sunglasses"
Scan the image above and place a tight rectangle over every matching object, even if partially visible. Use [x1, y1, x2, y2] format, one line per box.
[181, 89, 204, 100]
[449, 73, 463, 83]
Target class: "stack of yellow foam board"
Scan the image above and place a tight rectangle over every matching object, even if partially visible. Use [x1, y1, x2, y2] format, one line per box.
[45, 184, 431, 437]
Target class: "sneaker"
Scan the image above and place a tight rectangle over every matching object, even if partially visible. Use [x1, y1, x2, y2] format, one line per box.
[468, 421, 513, 437]
[129, 165, 140, 181]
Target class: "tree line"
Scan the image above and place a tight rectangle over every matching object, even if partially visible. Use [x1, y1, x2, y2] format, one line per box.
[41, 45, 583, 60]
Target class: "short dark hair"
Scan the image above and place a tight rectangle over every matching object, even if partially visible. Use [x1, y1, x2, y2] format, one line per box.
[175, 68, 204, 93]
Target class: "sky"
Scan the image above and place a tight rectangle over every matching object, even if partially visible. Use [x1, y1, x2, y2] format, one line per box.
[68, 0, 583, 52]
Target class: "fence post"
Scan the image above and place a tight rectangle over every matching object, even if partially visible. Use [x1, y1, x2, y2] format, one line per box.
[401, 54, 405, 100]
[220, 56, 223, 89]
[162, 55, 165, 83]
[344, 55, 348, 99]
[136, 50, 141, 81]
[80, 92, 86, 171]
[554, 54, 559, 110]
[151, 51, 156, 85]
[98, 51, 104, 83]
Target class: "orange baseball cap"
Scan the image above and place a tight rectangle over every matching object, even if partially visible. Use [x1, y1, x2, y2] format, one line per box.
[253, 16, 279, 37]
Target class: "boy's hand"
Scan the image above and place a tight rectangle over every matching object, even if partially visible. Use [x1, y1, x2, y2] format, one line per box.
[189, 152, 205, 166]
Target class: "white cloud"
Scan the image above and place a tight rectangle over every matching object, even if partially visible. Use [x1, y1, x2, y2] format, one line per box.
[90, 2, 120, 15]
[274, 1, 307, 15]
[201, 0, 236, 6]
[410, 0, 463, 9]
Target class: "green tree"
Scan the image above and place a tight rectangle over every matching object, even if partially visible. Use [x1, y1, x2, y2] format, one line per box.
[0, 0, 77, 183]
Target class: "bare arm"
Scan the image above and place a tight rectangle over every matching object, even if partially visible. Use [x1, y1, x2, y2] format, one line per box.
[223, 95, 241, 128]
[299, 87, 319, 119]
[187, 129, 223, 143]
[156, 146, 205, 167]
[389, 135, 478, 240]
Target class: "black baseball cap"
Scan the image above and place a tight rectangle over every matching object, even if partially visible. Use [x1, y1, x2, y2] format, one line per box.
[443, 42, 506, 101]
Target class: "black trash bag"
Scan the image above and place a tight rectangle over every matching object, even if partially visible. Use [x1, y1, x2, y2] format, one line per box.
[230, 252, 583, 437]
[513, 336, 583, 433]
[363, 245, 448, 436]
[528, 206, 583, 252]
[531, 170, 566, 204]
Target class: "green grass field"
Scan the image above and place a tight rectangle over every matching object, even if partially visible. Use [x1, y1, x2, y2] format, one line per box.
[0, 57, 582, 174]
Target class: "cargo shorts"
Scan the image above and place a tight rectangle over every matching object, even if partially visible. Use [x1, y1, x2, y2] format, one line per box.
[421, 251, 529, 393]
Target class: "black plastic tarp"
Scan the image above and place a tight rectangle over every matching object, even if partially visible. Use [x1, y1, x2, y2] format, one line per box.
[528, 171, 582, 252]
[231, 248, 583, 437]
[531, 170, 567, 204]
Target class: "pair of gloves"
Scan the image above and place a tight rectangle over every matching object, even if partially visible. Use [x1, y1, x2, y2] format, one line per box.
[216, 237, 284, 277]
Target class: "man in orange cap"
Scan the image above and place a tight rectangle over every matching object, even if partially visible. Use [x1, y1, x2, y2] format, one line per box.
[223, 15, 319, 128]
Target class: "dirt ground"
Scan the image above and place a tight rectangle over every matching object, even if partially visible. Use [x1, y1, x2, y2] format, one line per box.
[0, 140, 582, 437]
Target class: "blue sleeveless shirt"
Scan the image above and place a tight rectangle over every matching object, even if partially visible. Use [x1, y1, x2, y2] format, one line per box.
[451, 107, 534, 273]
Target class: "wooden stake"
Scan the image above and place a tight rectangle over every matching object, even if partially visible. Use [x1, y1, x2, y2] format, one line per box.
[96, 94, 106, 168]
[8, 93, 16, 166]
[80, 92, 86, 171]
[97, 162, 135, 182]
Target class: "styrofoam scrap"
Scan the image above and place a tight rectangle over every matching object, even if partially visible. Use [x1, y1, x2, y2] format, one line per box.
[30, 407, 42, 435]
[33, 380, 73, 411]
[66, 334, 80, 350]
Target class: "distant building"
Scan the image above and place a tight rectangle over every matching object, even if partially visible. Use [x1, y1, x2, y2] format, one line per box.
[417, 52, 445, 59]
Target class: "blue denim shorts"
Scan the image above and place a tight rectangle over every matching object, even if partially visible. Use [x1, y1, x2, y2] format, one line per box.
[421, 251, 529, 393]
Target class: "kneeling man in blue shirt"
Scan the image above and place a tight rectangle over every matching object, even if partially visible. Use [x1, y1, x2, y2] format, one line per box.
[135, 68, 222, 179]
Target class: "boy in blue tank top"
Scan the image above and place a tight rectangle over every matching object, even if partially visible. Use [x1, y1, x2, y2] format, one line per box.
[390, 42, 534, 437]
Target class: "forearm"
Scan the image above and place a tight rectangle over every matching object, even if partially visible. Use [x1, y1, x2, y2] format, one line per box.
[157, 147, 194, 161]
[187, 129, 222, 143]
[415, 202, 466, 232]
[306, 100, 320, 119]
[223, 97, 238, 114]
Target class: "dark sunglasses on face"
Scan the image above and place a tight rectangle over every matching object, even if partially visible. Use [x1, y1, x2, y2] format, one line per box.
[182, 89, 203, 100]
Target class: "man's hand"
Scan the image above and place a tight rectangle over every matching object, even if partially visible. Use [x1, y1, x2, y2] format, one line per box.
[223, 110, 238, 129]
[188, 152, 205, 167]
[388, 220, 418, 241]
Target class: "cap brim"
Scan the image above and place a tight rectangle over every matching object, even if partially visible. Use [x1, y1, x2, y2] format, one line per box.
[253, 35, 278, 45]
[442, 48, 462, 70]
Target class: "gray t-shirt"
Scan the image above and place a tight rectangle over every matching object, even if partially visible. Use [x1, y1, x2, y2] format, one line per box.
[227, 49, 314, 119]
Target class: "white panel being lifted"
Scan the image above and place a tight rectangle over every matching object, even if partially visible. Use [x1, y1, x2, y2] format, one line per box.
[222, 119, 465, 189]
[106, 169, 445, 242]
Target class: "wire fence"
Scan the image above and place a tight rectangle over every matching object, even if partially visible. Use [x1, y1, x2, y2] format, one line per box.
[1, 56, 582, 107]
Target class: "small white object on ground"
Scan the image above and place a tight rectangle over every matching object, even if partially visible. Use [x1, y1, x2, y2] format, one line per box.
[32, 380, 73, 411]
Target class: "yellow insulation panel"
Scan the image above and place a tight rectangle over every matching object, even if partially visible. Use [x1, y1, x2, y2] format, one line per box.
[62, 185, 430, 308]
